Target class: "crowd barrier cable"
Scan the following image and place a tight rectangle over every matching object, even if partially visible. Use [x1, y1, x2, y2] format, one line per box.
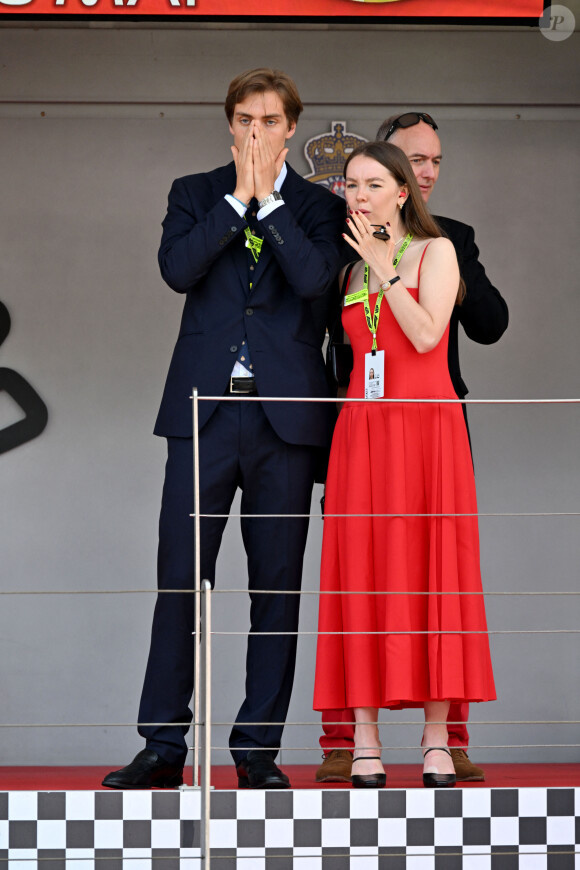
[2, 390, 578, 869]
[186, 392, 580, 866]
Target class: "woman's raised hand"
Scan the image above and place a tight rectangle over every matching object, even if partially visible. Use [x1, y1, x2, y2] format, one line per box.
[344, 210, 397, 282]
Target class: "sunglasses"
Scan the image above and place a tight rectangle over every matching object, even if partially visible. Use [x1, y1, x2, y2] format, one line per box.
[382, 112, 438, 142]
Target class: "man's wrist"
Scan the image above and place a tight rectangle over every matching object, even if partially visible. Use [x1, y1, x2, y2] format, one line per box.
[233, 189, 251, 207]
[231, 193, 249, 208]
[257, 190, 283, 209]
[255, 182, 277, 201]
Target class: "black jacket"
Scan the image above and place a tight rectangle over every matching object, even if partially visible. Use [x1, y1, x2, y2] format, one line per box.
[435, 215, 508, 398]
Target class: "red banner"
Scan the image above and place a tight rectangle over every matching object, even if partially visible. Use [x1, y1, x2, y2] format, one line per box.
[0, 0, 544, 18]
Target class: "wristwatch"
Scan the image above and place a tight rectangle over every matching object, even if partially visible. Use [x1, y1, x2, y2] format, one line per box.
[379, 276, 401, 291]
[257, 190, 283, 209]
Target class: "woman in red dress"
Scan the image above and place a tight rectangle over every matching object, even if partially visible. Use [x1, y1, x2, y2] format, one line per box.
[313, 142, 496, 788]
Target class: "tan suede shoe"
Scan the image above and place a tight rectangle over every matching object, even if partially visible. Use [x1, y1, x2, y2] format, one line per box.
[315, 749, 353, 783]
[450, 748, 485, 782]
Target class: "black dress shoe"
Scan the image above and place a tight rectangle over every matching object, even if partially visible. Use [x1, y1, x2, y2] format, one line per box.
[102, 749, 183, 790]
[236, 751, 290, 789]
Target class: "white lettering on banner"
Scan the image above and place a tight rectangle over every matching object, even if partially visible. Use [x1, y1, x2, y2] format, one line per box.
[43, 0, 197, 6]
[43, 0, 196, 7]
[0, 0, 33, 6]
[50, 0, 144, 6]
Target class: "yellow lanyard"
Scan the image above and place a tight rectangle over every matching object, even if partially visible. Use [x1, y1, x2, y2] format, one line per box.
[346, 233, 413, 354]
[362, 264, 382, 354]
[244, 226, 263, 264]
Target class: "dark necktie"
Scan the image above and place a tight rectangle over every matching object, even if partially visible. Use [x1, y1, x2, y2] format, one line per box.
[235, 199, 261, 375]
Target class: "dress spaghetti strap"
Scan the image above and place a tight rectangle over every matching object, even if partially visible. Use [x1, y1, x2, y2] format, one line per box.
[417, 240, 432, 285]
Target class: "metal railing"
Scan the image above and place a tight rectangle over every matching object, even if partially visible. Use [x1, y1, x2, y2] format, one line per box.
[187, 389, 580, 868]
[1, 390, 579, 868]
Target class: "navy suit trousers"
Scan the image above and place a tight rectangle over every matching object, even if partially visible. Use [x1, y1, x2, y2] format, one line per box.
[138, 399, 318, 767]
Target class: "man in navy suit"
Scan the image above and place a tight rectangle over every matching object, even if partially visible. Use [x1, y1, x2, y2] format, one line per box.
[316, 112, 509, 786]
[103, 68, 345, 790]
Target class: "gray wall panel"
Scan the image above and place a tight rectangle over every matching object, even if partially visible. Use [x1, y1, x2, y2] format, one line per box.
[0, 25, 579, 768]
[0, 27, 578, 106]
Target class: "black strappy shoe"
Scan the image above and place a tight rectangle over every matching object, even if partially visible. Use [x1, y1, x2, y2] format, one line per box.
[422, 747, 456, 788]
[351, 756, 386, 789]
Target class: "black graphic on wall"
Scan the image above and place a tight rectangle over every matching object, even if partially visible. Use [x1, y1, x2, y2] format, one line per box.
[0, 301, 48, 454]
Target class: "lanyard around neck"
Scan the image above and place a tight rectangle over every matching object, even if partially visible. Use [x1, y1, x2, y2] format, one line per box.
[392, 232, 413, 268]
[356, 233, 413, 353]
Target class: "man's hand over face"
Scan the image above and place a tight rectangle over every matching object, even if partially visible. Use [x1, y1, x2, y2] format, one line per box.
[231, 123, 255, 205]
[253, 123, 288, 203]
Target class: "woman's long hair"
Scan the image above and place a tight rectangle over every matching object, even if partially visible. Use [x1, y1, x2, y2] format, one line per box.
[343, 141, 465, 301]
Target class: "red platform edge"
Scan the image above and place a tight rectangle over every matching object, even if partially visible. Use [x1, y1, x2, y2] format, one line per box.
[1, 764, 579, 791]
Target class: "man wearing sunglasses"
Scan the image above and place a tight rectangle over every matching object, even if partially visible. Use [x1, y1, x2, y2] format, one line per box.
[316, 111, 508, 786]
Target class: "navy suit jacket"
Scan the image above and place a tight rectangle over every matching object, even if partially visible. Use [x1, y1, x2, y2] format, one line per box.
[154, 162, 345, 447]
[435, 215, 509, 399]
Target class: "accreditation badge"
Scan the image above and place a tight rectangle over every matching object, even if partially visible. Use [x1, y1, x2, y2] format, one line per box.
[364, 350, 385, 399]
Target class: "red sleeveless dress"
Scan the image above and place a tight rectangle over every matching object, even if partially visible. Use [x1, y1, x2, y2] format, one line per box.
[313, 262, 496, 711]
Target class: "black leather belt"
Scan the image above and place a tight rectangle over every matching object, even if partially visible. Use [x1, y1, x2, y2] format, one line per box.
[229, 377, 257, 395]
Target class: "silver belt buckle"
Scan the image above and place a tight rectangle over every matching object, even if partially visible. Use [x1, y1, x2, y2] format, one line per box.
[230, 376, 253, 394]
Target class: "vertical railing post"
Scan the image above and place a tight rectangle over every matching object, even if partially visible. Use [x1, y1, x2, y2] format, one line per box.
[200, 579, 212, 868]
[192, 386, 201, 788]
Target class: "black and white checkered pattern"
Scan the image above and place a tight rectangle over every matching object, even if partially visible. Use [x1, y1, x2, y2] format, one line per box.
[1, 787, 579, 868]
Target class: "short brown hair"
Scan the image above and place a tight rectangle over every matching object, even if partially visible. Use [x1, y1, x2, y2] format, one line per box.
[224, 68, 303, 127]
